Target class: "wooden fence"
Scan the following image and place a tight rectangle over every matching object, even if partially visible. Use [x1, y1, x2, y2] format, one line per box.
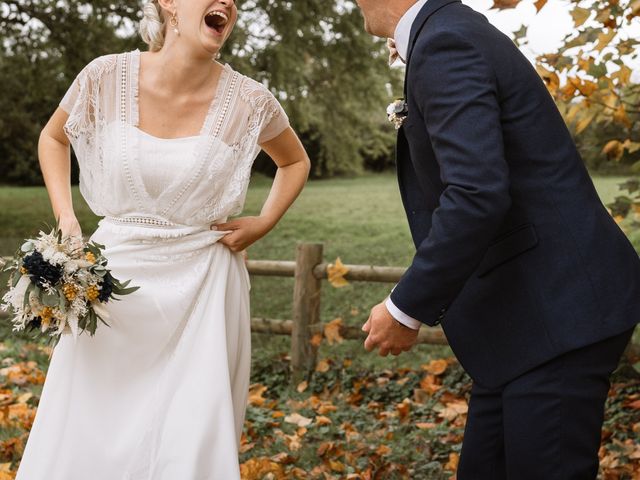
[3, 243, 638, 384]
[246, 243, 446, 382]
[0, 243, 446, 382]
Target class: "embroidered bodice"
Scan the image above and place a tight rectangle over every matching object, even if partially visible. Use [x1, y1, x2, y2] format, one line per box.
[59, 49, 289, 226]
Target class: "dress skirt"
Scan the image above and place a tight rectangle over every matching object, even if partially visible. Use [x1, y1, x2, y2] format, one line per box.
[15, 218, 252, 480]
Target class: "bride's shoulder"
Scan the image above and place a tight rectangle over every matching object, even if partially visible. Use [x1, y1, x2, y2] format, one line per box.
[229, 68, 280, 108]
[74, 51, 123, 84]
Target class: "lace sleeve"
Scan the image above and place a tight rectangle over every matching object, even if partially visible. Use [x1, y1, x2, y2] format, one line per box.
[59, 69, 84, 115]
[257, 90, 290, 144]
[59, 55, 117, 141]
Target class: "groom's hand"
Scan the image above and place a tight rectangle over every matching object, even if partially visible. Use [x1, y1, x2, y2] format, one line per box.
[362, 302, 419, 356]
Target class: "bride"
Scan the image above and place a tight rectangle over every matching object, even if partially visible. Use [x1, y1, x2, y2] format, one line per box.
[15, 0, 310, 478]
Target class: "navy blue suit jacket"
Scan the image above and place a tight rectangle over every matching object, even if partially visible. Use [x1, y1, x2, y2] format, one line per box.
[390, 0, 640, 388]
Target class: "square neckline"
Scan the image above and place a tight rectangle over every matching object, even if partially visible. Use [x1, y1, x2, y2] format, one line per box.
[131, 49, 232, 141]
[132, 124, 200, 142]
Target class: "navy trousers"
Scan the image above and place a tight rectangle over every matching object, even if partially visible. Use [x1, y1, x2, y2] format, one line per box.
[457, 327, 636, 480]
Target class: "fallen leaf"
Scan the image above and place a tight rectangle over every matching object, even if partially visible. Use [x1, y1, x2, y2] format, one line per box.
[315, 415, 332, 426]
[329, 459, 346, 472]
[310, 333, 323, 347]
[316, 403, 338, 415]
[327, 258, 349, 288]
[422, 359, 448, 376]
[239, 441, 255, 453]
[271, 452, 296, 464]
[239, 457, 284, 479]
[284, 412, 313, 428]
[416, 422, 437, 430]
[625, 399, 640, 410]
[315, 359, 331, 373]
[376, 444, 392, 456]
[396, 399, 411, 420]
[438, 400, 469, 421]
[445, 452, 460, 472]
[324, 318, 344, 345]
[248, 384, 268, 407]
[16, 392, 32, 404]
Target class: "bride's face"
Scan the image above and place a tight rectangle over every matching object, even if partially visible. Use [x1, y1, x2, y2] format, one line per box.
[171, 0, 238, 56]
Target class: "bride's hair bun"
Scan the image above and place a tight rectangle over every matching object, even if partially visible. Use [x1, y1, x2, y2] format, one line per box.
[139, 1, 166, 52]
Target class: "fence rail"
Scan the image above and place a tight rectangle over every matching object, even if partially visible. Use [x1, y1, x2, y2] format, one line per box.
[3, 244, 637, 384]
[0, 243, 446, 382]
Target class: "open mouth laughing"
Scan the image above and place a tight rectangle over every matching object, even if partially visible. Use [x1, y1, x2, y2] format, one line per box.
[204, 10, 229, 35]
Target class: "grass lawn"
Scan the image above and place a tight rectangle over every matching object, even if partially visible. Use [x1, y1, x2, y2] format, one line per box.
[0, 173, 638, 479]
[0, 173, 635, 369]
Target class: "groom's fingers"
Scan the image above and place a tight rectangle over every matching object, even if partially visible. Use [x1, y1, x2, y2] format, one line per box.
[364, 333, 377, 352]
[362, 317, 371, 333]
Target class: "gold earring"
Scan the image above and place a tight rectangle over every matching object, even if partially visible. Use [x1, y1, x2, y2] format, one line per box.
[170, 12, 179, 35]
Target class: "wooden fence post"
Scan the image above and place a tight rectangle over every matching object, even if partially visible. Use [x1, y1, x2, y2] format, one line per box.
[291, 242, 323, 384]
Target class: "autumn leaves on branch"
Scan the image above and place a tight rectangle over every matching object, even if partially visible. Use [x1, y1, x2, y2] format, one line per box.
[498, 0, 640, 164]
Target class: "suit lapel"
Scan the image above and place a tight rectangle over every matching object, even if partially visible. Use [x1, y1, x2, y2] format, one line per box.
[403, 0, 462, 94]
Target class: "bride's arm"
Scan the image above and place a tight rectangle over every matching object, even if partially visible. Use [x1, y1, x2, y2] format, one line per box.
[38, 108, 83, 239]
[214, 127, 310, 252]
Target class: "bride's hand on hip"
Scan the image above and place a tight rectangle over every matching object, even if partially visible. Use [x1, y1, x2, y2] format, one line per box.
[212, 216, 273, 253]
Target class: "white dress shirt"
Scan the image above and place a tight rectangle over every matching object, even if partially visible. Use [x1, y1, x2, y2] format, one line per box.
[384, 0, 430, 331]
[393, 0, 429, 63]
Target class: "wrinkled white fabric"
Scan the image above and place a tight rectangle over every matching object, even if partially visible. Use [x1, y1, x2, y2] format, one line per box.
[16, 49, 290, 480]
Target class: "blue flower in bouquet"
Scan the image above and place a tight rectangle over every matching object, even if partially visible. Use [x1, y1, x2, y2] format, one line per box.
[98, 272, 115, 303]
[22, 251, 64, 288]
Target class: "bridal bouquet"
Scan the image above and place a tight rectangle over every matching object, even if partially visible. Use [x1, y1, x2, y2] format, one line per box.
[1, 224, 139, 347]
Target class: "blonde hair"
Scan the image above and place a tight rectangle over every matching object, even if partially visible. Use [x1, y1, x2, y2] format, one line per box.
[139, 1, 167, 52]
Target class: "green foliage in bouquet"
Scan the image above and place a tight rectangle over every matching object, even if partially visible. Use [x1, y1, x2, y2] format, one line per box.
[1, 222, 139, 348]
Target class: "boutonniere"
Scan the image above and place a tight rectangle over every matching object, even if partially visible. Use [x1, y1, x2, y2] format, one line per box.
[387, 99, 408, 129]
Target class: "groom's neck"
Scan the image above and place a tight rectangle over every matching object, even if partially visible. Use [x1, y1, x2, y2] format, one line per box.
[383, 0, 420, 38]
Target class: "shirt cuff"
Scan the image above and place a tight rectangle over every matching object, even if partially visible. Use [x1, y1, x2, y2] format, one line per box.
[385, 296, 422, 330]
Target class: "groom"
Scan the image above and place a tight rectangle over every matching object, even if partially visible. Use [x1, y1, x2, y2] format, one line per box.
[357, 0, 640, 478]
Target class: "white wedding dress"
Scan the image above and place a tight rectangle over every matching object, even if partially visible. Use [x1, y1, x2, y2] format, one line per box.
[15, 49, 289, 480]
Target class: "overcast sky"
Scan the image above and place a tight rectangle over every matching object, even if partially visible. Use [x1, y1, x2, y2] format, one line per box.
[469, 0, 573, 56]
[464, 0, 640, 77]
